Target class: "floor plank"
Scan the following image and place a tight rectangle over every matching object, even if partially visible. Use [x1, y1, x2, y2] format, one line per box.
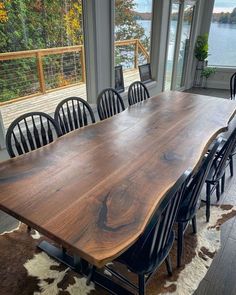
[0, 211, 19, 233]
[196, 237, 236, 295]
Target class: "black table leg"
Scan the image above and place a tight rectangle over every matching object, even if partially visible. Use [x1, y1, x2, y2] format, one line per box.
[38, 240, 134, 295]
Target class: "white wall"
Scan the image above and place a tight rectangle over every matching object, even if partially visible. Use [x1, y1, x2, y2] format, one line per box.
[206, 68, 235, 90]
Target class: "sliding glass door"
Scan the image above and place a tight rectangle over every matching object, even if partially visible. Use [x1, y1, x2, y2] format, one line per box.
[164, 1, 180, 91]
[164, 0, 196, 91]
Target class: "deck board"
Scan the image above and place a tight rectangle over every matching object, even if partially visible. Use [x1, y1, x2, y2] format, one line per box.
[0, 69, 140, 129]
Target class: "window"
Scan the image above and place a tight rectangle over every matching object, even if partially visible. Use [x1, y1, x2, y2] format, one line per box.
[0, 1, 86, 129]
[208, 0, 236, 67]
[114, 0, 153, 88]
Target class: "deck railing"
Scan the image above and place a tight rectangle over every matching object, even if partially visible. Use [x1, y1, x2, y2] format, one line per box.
[0, 39, 149, 105]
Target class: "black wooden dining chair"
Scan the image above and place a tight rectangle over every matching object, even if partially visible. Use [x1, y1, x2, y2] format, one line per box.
[6, 112, 61, 232]
[54, 97, 95, 135]
[128, 81, 150, 106]
[230, 72, 236, 100]
[176, 138, 222, 267]
[97, 88, 125, 120]
[6, 112, 61, 158]
[95, 170, 191, 295]
[205, 127, 236, 222]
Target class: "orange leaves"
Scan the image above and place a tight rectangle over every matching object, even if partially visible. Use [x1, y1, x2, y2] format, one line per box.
[0, 2, 9, 23]
[64, 2, 83, 44]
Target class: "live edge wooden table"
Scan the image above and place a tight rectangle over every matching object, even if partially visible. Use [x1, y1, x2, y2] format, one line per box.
[0, 91, 236, 293]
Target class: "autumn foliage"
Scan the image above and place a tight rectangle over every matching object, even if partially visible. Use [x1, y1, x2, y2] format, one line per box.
[0, 1, 9, 23]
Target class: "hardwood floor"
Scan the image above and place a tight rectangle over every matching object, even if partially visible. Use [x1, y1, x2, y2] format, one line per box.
[185, 87, 230, 99]
[195, 162, 236, 295]
[0, 211, 19, 233]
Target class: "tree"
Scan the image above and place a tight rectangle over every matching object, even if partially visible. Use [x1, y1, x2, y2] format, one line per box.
[0, 0, 84, 102]
[115, 0, 145, 41]
[115, 0, 150, 67]
[219, 12, 230, 23]
[212, 7, 236, 24]
[0, 1, 9, 23]
[0, 0, 83, 52]
[230, 8, 236, 24]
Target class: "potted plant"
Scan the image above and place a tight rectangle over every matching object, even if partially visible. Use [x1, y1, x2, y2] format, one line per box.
[201, 67, 216, 88]
[194, 33, 209, 86]
[194, 33, 209, 66]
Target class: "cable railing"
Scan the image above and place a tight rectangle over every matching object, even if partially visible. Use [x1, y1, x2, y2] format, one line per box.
[0, 39, 149, 105]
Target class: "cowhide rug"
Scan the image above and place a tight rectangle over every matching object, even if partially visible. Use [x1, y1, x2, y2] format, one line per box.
[1, 204, 236, 295]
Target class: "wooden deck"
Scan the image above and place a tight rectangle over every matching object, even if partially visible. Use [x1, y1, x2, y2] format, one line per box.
[0, 69, 140, 129]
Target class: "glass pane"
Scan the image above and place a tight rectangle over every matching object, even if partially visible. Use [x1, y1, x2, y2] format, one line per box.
[175, 3, 194, 89]
[208, 0, 236, 67]
[114, 0, 153, 88]
[164, 1, 180, 91]
[0, 1, 86, 129]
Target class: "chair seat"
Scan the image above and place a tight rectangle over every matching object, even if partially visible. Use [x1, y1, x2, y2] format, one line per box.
[116, 231, 175, 275]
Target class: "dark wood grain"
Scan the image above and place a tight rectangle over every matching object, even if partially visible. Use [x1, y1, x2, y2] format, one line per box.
[0, 91, 236, 268]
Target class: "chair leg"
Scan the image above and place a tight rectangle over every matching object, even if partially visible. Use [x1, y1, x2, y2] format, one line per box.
[138, 274, 145, 295]
[230, 155, 234, 177]
[221, 173, 225, 194]
[165, 255, 173, 276]
[206, 182, 211, 222]
[177, 222, 184, 268]
[192, 216, 197, 234]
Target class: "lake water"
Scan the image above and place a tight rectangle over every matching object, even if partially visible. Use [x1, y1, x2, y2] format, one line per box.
[137, 20, 236, 67]
[208, 22, 236, 67]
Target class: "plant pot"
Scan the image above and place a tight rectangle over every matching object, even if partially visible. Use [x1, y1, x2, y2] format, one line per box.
[203, 78, 208, 89]
[194, 60, 208, 87]
[196, 60, 207, 70]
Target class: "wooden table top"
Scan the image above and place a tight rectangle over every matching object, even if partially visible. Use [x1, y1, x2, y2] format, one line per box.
[0, 91, 236, 267]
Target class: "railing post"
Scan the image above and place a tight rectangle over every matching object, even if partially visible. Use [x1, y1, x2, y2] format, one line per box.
[134, 39, 139, 69]
[81, 46, 86, 83]
[36, 52, 46, 94]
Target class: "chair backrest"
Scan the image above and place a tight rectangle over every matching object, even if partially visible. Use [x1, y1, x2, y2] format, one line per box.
[6, 112, 61, 158]
[128, 81, 150, 106]
[138, 63, 152, 83]
[129, 169, 191, 271]
[54, 97, 95, 135]
[230, 72, 236, 100]
[97, 88, 125, 120]
[115, 65, 125, 93]
[213, 127, 236, 180]
[178, 137, 222, 221]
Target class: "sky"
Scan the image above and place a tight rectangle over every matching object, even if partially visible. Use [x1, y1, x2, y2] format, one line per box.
[213, 0, 236, 13]
[135, 0, 152, 12]
[134, 0, 236, 13]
